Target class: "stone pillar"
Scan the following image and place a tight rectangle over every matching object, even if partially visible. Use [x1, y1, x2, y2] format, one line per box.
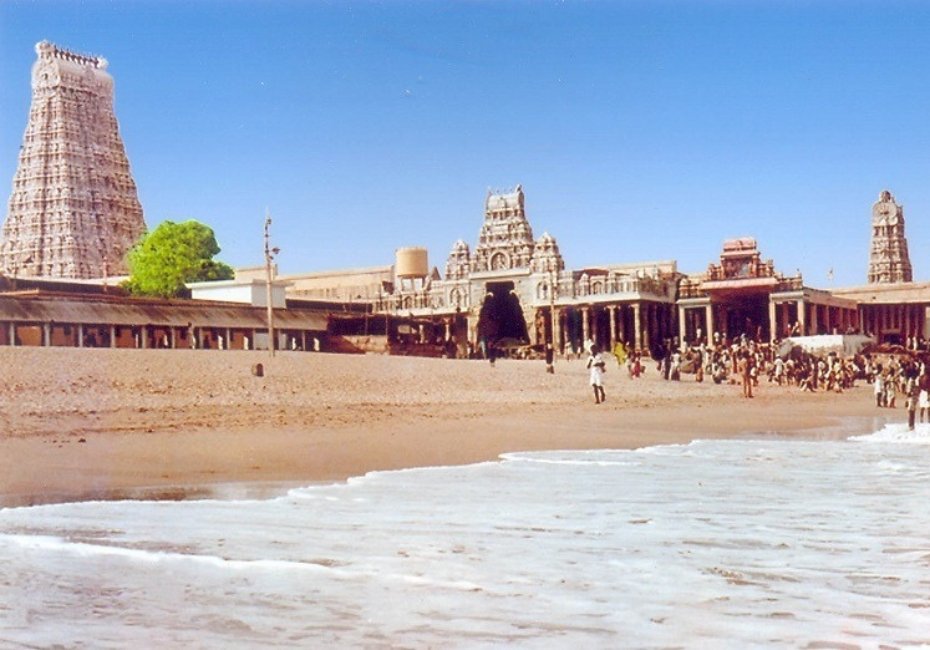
[582, 307, 590, 344]
[591, 306, 599, 346]
[904, 305, 911, 340]
[642, 304, 651, 352]
[768, 300, 777, 344]
[550, 307, 559, 352]
[609, 306, 617, 349]
[444, 319, 451, 342]
[9, 322, 16, 347]
[110, 325, 117, 348]
[617, 305, 626, 345]
[633, 303, 642, 351]
[678, 305, 687, 351]
[140, 326, 148, 349]
[705, 303, 713, 345]
[797, 300, 807, 336]
[77, 324, 84, 348]
[43, 323, 51, 347]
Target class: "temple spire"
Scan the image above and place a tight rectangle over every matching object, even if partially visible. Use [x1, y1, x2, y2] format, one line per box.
[867, 190, 912, 284]
[0, 41, 146, 279]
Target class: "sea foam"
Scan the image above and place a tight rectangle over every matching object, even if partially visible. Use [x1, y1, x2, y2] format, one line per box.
[2, 433, 930, 648]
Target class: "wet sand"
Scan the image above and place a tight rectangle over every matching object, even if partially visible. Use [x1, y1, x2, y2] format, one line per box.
[0, 347, 892, 507]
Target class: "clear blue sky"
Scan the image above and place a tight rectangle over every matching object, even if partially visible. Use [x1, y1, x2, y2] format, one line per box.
[2, 1, 929, 287]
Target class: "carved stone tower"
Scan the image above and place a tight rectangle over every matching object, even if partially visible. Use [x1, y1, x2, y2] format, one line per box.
[0, 41, 146, 279]
[867, 190, 912, 284]
[472, 185, 535, 272]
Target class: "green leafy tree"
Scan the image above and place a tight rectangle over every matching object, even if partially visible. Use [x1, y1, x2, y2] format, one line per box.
[125, 220, 234, 298]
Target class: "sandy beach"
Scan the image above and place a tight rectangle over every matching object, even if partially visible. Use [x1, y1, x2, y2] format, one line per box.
[0, 347, 893, 507]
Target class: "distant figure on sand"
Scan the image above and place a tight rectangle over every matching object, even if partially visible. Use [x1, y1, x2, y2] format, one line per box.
[613, 341, 626, 368]
[544, 342, 555, 374]
[586, 344, 607, 404]
[738, 351, 753, 398]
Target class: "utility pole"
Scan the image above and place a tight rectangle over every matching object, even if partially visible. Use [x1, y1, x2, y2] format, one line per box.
[264, 210, 279, 358]
[549, 258, 558, 355]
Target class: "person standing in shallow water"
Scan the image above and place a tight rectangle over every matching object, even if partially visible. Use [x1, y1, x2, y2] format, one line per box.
[586, 344, 607, 404]
[906, 387, 917, 430]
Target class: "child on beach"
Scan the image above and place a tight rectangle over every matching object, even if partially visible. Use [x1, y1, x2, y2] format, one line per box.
[586, 344, 607, 404]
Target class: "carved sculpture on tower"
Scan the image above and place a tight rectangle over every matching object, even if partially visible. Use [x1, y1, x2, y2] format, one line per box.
[472, 185, 535, 272]
[867, 190, 912, 284]
[0, 41, 146, 279]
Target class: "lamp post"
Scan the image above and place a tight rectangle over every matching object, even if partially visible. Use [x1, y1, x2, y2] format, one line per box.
[264, 211, 280, 358]
[548, 259, 558, 353]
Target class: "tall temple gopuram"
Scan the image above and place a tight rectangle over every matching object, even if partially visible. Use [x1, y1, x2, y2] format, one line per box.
[0, 41, 146, 279]
[867, 190, 912, 284]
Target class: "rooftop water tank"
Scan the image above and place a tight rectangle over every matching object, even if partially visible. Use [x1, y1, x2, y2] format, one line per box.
[395, 246, 429, 279]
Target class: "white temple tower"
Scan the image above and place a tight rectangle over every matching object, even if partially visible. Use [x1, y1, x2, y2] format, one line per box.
[867, 190, 912, 284]
[0, 41, 146, 279]
[472, 185, 535, 272]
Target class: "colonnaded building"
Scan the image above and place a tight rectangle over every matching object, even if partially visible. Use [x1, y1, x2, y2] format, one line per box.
[280, 185, 928, 356]
[1, 41, 929, 355]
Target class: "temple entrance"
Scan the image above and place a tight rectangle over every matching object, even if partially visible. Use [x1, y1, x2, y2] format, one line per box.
[477, 281, 528, 344]
[721, 293, 770, 342]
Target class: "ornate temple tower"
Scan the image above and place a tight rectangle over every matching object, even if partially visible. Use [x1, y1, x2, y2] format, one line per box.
[867, 190, 912, 284]
[0, 41, 146, 279]
[472, 185, 535, 272]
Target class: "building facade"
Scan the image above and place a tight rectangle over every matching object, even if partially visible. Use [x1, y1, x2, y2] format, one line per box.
[677, 238, 859, 346]
[385, 185, 681, 356]
[0, 41, 146, 279]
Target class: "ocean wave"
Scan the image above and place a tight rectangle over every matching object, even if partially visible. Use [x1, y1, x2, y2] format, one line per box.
[849, 422, 930, 444]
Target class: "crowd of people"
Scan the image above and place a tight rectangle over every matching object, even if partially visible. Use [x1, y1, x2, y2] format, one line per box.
[567, 334, 930, 420]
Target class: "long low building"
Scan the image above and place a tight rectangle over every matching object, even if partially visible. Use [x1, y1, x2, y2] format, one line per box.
[0, 278, 327, 351]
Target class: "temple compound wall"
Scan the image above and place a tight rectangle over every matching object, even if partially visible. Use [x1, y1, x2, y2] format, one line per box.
[0, 41, 146, 279]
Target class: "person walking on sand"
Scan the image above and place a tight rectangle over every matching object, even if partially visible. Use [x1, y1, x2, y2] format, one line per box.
[586, 344, 607, 404]
[544, 342, 555, 374]
[738, 350, 753, 398]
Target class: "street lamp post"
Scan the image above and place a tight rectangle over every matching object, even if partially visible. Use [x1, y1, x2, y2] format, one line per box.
[548, 259, 558, 355]
[264, 211, 280, 358]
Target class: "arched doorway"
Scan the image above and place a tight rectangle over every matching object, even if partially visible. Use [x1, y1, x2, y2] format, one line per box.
[477, 281, 528, 345]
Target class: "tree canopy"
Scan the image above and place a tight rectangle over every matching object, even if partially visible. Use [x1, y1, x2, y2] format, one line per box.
[125, 220, 234, 298]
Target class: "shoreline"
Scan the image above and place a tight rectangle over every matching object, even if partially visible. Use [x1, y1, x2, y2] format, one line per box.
[0, 348, 898, 508]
